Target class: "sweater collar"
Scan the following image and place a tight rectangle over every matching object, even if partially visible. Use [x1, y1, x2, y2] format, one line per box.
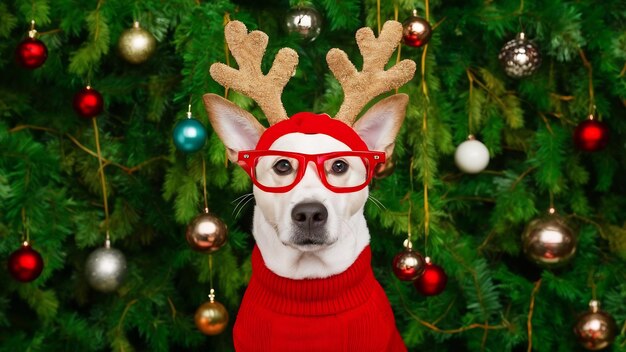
[247, 245, 377, 316]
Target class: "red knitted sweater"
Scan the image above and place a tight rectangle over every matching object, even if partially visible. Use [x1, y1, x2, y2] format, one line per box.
[233, 245, 407, 351]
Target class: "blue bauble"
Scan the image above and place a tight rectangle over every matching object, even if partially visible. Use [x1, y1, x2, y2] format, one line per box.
[173, 118, 207, 153]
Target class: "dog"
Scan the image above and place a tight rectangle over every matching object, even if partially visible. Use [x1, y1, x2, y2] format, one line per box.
[203, 20, 416, 351]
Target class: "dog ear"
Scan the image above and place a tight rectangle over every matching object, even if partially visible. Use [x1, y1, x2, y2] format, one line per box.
[352, 94, 409, 157]
[203, 94, 266, 162]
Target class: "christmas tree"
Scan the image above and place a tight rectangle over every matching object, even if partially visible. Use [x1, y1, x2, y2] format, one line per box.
[1, 0, 625, 351]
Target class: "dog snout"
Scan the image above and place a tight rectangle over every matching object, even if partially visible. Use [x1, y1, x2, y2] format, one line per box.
[291, 202, 328, 229]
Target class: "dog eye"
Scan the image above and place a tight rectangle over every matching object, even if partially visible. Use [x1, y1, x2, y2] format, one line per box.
[272, 159, 293, 175]
[331, 160, 349, 174]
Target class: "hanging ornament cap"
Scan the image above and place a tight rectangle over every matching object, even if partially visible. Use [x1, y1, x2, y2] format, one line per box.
[498, 32, 541, 78]
[521, 209, 578, 267]
[574, 300, 618, 350]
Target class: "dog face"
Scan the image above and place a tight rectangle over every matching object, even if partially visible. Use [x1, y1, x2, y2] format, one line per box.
[252, 133, 369, 252]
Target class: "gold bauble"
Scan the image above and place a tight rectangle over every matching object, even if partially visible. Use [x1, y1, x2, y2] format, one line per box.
[521, 210, 577, 267]
[194, 300, 229, 335]
[185, 210, 228, 253]
[574, 300, 618, 350]
[118, 21, 156, 64]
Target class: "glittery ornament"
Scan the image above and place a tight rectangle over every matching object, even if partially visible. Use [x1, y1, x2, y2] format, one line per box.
[498, 32, 541, 78]
[8, 242, 44, 282]
[15, 22, 47, 69]
[392, 244, 426, 281]
[414, 258, 447, 296]
[172, 113, 207, 153]
[402, 10, 432, 48]
[186, 210, 228, 253]
[574, 300, 618, 350]
[195, 291, 229, 335]
[574, 116, 609, 152]
[454, 135, 490, 174]
[85, 241, 127, 292]
[73, 86, 104, 119]
[118, 22, 156, 64]
[522, 209, 577, 267]
[284, 7, 322, 42]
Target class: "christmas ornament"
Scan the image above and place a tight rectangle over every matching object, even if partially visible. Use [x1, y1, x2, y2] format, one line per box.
[118, 21, 156, 64]
[73, 86, 104, 119]
[574, 115, 609, 152]
[186, 209, 228, 253]
[574, 300, 618, 350]
[172, 112, 207, 153]
[498, 32, 541, 78]
[195, 290, 229, 335]
[522, 208, 577, 267]
[284, 7, 322, 42]
[8, 242, 44, 282]
[454, 135, 490, 174]
[401, 10, 432, 48]
[392, 241, 426, 281]
[414, 257, 447, 296]
[374, 156, 395, 179]
[85, 241, 127, 292]
[15, 21, 48, 69]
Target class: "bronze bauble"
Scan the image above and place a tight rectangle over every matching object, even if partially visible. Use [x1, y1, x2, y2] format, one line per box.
[118, 21, 156, 64]
[574, 300, 618, 350]
[194, 300, 229, 335]
[186, 211, 228, 253]
[522, 210, 577, 267]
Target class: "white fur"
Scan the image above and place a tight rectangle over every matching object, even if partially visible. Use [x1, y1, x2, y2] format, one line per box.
[203, 93, 408, 280]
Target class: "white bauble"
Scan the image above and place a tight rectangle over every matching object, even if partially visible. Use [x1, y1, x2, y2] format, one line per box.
[454, 138, 490, 174]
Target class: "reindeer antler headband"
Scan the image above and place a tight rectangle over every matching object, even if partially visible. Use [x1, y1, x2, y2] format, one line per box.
[209, 20, 416, 127]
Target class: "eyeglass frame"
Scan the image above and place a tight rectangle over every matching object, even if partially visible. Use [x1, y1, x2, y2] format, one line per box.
[237, 150, 386, 193]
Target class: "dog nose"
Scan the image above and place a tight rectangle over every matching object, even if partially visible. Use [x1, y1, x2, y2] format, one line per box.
[291, 202, 328, 229]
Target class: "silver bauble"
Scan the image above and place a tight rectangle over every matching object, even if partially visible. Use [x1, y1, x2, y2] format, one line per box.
[498, 32, 541, 78]
[118, 21, 156, 64]
[284, 7, 322, 42]
[522, 210, 577, 267]
[85, 243, 127, 292]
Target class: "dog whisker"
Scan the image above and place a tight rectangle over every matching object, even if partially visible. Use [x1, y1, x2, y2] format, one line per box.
[232, 192, 253, 204]
[233, 193, 255, 218]
[367, 195, 386, 210]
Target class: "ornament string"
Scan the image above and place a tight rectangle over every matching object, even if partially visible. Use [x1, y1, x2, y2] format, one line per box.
[420, 0, 431, 255]
[21, 207, 30, 244]
[202, 155, 209, 212]
[526, 279, 542, 352]
[394, 2, 401, 94]
[466, 69, 474, 135]
[92, 118, 111, 244]
[578, 49, 595, 116]
[208, 254, 215, 302]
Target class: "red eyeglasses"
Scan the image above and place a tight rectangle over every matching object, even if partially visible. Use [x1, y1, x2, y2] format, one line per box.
[237, 150, 386, 193]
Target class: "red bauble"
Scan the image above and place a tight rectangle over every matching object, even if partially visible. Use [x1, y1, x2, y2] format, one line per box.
[15, 37, 48, 69]
[73, 86, 104, 119]
[414, 261, 447, 296]
[574, 118, 609, 152]
[8, 243, 44, 282]
[392, 248, 426, 281]
[402, 13, 432, 48]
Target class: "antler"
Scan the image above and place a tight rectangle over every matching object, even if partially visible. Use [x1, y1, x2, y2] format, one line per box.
[210, 21, 299, 125]
[327, 21, 416, 125]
